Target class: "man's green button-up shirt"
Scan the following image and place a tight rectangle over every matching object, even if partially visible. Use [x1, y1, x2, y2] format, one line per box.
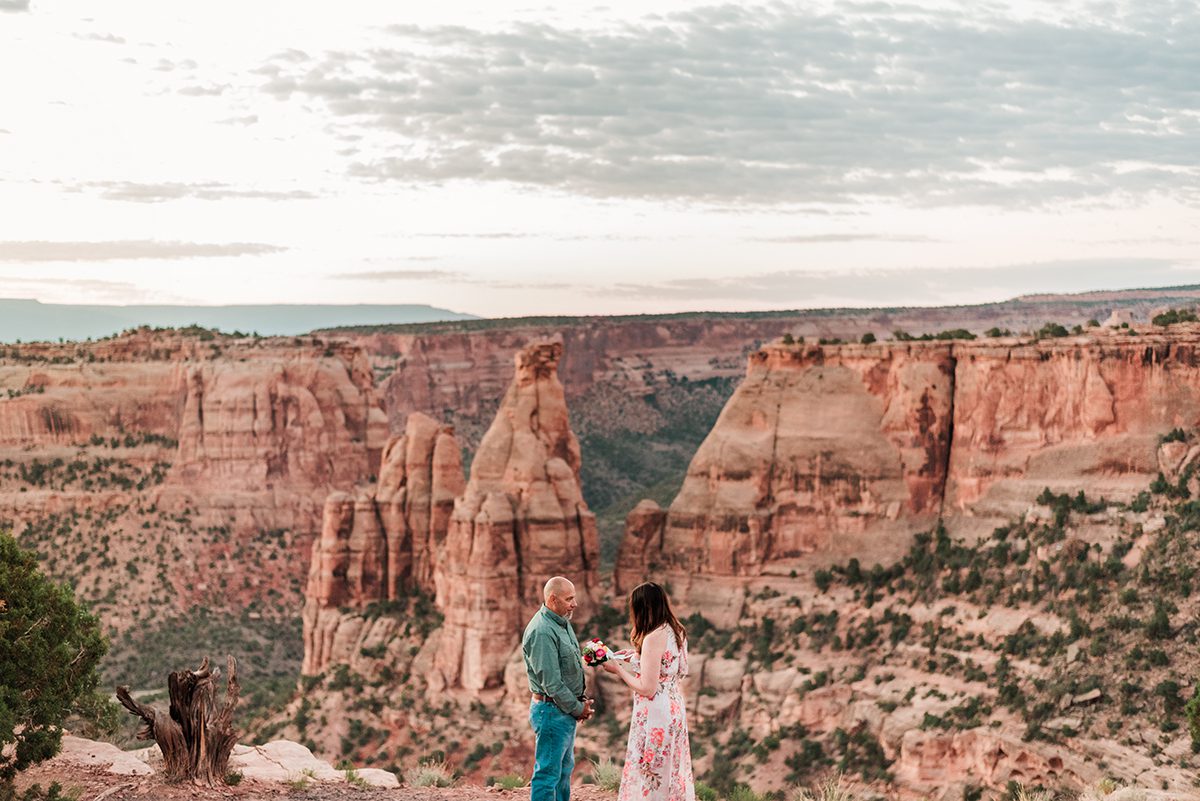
[522, 605, 585, 717]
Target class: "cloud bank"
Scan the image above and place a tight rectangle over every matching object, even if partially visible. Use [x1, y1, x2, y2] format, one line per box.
[594, 259, 1199, 303]
[0, 241, 286, 262]
[256, 2, 1200, 207]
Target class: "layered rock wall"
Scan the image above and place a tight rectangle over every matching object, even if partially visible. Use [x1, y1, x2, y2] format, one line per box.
[342, 293, 1200, 431]
[618, 329, 1200, 617]
[615, 341, 954, 609]
[173, 342, 386, 493]
[947, 339, 1200, 528]
[0, 329, 390, 637]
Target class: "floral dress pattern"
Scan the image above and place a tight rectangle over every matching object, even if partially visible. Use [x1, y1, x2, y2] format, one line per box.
[617, 626, 695, 801]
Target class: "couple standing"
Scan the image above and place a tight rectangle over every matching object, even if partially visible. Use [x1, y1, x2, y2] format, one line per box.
[522, 576, 694, 801]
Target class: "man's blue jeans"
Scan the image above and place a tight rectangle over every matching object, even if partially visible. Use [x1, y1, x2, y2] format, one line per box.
[530, 700, 576, 801]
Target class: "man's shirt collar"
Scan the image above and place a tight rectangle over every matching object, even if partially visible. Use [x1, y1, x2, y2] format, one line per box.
[541, 604, 569, 628]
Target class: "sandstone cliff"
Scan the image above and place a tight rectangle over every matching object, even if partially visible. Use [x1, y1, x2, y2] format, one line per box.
[617, 328, 1200, 621]
[0, 329, 388, 697]
[302, 412, 464, 675]
[615, 340, 953, 620]
[946, 337, 1200, 525]
[334, 289, 1200, 435]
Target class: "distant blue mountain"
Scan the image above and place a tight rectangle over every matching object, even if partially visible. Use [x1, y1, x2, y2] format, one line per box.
[0, 299, 478, 343]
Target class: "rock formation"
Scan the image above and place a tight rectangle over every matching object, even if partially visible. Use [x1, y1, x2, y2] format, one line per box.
[614, 341, 955, 614]
[0, 329, 387, 629]
[432, 340, 600, 691]
[946, 338, 1200, 531]
[617, 329, 1200, 620]
[301, 340, 599, 688]
[337, 289, 1200, 434]
[173, 342, 387, 494]
[375, 413, 465, 594]
[302, 413, 464, 675]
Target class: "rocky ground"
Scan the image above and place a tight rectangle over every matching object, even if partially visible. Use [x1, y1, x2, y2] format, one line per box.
[12, 737, 618, 801]
[14, 765, 616, 801]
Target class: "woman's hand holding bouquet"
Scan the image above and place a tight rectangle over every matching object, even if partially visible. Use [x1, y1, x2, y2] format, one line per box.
[582, 637, 610, 667]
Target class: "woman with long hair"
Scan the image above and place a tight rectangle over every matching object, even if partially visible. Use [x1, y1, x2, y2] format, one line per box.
[602, 581, 695, 801]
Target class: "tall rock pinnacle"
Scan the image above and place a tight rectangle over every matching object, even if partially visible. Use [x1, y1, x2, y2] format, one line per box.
[433, 340, 599, 691]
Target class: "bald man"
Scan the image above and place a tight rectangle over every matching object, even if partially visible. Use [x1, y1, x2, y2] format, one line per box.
[522, 576, 593, 801]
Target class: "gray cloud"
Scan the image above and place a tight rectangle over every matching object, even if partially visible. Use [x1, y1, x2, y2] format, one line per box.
[749, 233, 941, 244]
[331, 267, 573, 291]
[335, 269, 464, 281]
[67, 181, 317, 203]
[0, 0, 30, 11]
[257, 3, 1200, 207]
[593, 260, 1200, 304]
[0, 241, 286, 262]
[0, 277, 148, 301]
[76, 32, 126, 44]
[407, 231, 650, 241]
[154, 58, 198, 72]
[414, 232, 535, 240]
[218, 114, 259, 126]
[178, 83, 229, 96]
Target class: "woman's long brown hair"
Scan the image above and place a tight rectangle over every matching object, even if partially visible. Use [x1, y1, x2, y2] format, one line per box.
[629, 582, 687, 651]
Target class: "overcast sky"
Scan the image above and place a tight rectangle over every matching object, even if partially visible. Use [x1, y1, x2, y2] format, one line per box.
[1, 0, 1198, 317]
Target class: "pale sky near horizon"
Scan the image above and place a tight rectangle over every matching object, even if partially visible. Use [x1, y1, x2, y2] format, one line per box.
[1, 0, 1198, 317]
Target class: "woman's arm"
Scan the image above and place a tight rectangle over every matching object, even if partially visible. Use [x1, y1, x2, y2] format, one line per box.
[603, 628, 667, 698]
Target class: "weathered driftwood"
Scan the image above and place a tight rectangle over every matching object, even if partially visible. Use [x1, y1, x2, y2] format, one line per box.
[116, 656, 240, 785]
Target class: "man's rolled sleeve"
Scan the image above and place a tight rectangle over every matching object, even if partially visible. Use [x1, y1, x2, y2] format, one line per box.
[527, 631, 584, 717]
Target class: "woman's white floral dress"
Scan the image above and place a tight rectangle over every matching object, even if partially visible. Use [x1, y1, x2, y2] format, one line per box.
[617, 626, 695, 801]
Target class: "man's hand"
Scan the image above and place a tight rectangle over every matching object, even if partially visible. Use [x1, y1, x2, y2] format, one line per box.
[575, 698, 595, 722]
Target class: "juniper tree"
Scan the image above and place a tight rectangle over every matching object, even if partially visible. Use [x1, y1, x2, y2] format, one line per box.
[0, 532, 107, 789]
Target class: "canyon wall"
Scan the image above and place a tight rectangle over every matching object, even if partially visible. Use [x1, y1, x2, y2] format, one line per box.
[618, 342, 954, 580]
[617, 328, 1200, 620]
[0, 329, 388, 626]
[288, 322, 1200, 798]
[336, 292, 1200, 432]
[946, 338, 1200, 525]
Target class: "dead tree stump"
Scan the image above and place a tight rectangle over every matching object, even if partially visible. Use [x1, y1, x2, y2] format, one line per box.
[116, 656, 240, 785]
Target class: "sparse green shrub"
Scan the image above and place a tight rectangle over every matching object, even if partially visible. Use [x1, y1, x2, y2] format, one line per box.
[1035, 322, 1070, 339]
[1152, 308, 1198, 327]
[814, 570, 832, 592]
[588, 757, 622, 792]
[493, 774, 527, 789]
[1161, 428, 1188, 444]
[792, 773, 858, 801]
[404, 759, 454, 788]
[1146, 600, 1172, 640]
[342, 765, 370, 789]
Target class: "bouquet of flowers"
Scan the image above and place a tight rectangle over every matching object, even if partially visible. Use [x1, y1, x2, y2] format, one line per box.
[582, 637, 610, 667]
